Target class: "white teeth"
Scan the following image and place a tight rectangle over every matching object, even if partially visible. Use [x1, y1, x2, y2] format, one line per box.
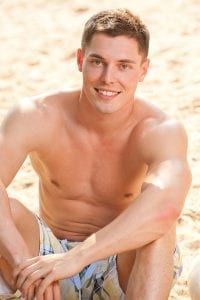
[97, 89, 118, 96]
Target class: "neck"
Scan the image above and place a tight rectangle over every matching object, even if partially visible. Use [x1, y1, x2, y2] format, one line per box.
[76, 91, 136, 136]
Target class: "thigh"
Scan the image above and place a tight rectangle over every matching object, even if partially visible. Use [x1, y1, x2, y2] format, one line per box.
[116, 249, 136, 293]
[9, 197, 40, 257]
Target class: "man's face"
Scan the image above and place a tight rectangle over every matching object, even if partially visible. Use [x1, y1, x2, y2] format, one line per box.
[77, 33, 149, 114]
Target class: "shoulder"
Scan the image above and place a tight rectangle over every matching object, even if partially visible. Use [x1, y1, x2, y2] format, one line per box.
[1, 89, 80, 151]
[134, 97, 188, 164]
[3, 88, 80, 127]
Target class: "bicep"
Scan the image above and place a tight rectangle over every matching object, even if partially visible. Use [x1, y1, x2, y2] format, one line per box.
[0, 113, 30, 186]
[141, 120, 192, 207]
[142, 119, 189, 164]
[0, 104, 45, 186]
[143, 159, 191, 197]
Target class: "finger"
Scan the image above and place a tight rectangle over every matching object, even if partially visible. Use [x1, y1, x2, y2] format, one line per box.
[34, 290, 45, 300]
[35, 274, 56, 298]
[16, 267, 40, 290]
[26, 284, 36, 300]
[22, 285, 43, 300]
[36, 293, 45, 300]
[44, 285, 54, 300]
[20, 281, 37, 300]
[21, 271, 48, 294]
[53, 281, 61, 300]
[15, 262, 41, 288]
[28, 279, 44, 300]
[13, 257, 40, 278]
[34, 280, 45, 300]
[17, 263, 51, 291]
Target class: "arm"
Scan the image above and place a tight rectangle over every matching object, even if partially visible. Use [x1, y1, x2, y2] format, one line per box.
[0, 97, 65, 299]
[0, 104, 33, 267]
[0, 98, 52, 267]
[14, 118, 192, 297]
[81, 119, 192, 258]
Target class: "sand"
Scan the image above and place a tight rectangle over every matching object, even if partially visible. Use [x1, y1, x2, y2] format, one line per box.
[0, 0, 199, 299]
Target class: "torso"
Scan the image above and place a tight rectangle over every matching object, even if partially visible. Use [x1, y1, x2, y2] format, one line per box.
[29, 90, 165, 241]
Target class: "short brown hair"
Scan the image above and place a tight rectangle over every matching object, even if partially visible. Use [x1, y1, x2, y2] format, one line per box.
[81, 9, 150, 58]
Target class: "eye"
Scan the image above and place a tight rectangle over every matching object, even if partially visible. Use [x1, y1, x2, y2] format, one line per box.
[119, 63, 131, 70]
[90, 58, 103, 66]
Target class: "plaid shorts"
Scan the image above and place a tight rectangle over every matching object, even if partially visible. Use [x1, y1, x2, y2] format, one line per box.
[37, 216, 124, 300]
[36, 216, 183, 299]
[0, 216, 183, 300]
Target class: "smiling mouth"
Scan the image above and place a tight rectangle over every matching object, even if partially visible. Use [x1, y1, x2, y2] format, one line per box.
[95, 88, 121, 97]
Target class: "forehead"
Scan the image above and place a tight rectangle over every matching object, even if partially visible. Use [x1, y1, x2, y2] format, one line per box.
[84, 33, 142, 61]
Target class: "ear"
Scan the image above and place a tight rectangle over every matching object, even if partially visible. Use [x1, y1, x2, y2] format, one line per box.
[77, 48, 83, 72]
[139, 58, 150, 82]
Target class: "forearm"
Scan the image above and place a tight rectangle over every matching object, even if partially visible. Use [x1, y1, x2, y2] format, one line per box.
[0, 185, 30, 267]
[78, 186, 179, 266]
[0, 222, 31, 266]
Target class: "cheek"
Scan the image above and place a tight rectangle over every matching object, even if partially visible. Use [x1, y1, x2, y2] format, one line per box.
[120, 74, 138, 87]
[83, 67, 102, 83]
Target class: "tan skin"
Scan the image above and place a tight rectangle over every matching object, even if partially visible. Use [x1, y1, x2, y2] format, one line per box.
[0, 34, 191, 299]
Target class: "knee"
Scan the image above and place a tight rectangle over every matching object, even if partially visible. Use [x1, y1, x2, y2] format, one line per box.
[188, 256, 200, 300]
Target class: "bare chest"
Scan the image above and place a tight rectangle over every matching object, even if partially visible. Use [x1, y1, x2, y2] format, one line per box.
[31, 130, 147, 204]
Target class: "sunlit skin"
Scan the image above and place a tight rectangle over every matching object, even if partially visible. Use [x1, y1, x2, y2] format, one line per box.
[0, 32, 191, 300]
[77, 34, 149, 114]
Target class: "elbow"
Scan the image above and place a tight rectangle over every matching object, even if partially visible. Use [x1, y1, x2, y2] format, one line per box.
[154, 199, 182, 233]
[156, 169, 192, 230]
[158, 205, 180, 223]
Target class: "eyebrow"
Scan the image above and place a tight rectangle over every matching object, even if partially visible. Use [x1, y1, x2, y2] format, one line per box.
[88, 53, 136, 64]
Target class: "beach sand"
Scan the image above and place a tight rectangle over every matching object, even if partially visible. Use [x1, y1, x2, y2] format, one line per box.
[0, 0, 199, 298]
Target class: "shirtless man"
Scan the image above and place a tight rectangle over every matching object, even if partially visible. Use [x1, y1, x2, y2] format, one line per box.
[0, 8, 191, 300]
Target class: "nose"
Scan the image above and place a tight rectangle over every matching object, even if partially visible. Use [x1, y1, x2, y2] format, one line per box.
[101, 65, 115, 84]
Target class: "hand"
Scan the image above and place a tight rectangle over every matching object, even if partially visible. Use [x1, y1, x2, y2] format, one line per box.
[13, 252, 84, 298]
[20, 280, 61, 300]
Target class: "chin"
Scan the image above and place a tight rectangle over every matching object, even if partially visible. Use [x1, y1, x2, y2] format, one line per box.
[94, 103, 120, 114]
